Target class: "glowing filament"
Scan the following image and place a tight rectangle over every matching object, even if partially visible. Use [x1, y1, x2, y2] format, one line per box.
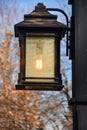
[36, 58, 43, 70]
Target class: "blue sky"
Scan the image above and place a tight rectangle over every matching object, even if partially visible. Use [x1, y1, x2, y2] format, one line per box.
[0, 0, 71, 24]
[20, 0, 69, 7]
[18, 0, 71, 14]
[17, 0, 71, 25]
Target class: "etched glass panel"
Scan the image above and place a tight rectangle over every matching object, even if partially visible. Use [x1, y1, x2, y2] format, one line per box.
[26, 35, 55, 82]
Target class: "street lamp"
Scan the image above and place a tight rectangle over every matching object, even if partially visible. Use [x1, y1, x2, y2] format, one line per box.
[14, 3, 67, 90]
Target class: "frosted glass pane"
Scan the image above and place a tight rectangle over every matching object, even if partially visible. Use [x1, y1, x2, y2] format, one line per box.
[26, 36, 55, 79]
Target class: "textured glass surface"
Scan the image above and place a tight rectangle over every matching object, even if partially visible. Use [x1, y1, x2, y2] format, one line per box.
[26, 35, 55, 81]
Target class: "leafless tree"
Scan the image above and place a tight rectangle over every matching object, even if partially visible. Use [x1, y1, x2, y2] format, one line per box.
[0, 0, 72, 129]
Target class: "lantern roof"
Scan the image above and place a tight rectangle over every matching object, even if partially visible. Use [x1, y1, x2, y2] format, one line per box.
[24, 3, 57, 19]
[15, 3, 67, 37]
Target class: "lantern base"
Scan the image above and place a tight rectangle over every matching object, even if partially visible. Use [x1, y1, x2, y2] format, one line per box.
[15, 82, 64, 91]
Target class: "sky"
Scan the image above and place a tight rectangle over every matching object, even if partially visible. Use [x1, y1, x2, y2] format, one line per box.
[18, 0, 71, 25]
[19, 0, 68, 7]
[0, 0, 71, 25]
[21, 0, 71, 14]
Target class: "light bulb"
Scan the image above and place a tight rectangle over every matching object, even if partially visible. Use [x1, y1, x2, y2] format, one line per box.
[35, 42, 43, 71]
[36, 55, 43, 70]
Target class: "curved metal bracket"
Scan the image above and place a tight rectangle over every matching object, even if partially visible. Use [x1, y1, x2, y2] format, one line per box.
[47, 8, 71, 58]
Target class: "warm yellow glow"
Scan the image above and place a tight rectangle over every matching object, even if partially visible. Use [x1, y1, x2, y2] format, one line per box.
[26, 36, 55, 79]
[36, 58, 43, 70]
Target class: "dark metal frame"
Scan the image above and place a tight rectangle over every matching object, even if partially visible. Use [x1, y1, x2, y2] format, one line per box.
[47, 8, 70, 57]
[47, 8, 74, 60]
[15, 3, 68, 90]
[16, 33, 63, 90]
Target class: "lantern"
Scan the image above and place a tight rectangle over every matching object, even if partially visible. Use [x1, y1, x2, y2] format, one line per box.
[14, 3, 67, 90]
